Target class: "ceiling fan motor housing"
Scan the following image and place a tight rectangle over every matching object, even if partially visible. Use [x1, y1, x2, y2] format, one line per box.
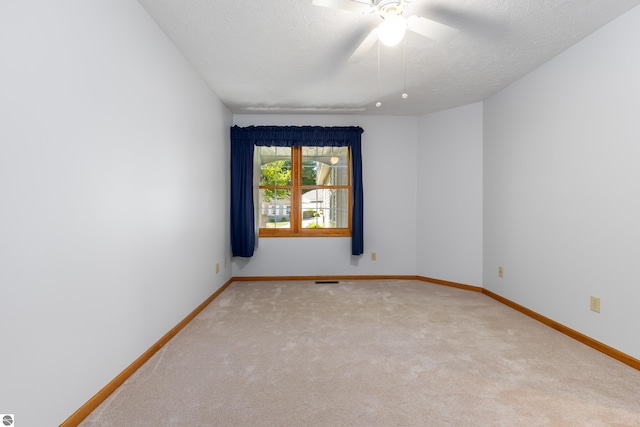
[377, 1, 404, 18]
[374, 0, 418, 18]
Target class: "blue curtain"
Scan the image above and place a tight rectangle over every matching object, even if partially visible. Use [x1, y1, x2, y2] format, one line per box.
[230, 125, 364, 257]
[230, 137, 255, 257]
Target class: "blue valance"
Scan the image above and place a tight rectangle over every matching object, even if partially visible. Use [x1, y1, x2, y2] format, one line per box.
[230, 125, 363, 147]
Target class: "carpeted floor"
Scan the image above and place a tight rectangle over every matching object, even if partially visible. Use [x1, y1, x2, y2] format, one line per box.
[80, 280, 640, 426]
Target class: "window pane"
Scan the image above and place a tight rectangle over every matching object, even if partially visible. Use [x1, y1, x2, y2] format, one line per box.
[259, 147, 291, 186]
[259, 189, 291, 229]
[301, 146, 348, 186]
[301, 188, 349, 229]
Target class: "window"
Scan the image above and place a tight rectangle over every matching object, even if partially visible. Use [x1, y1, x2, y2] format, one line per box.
[230, 125, 363, 257]
[258, 146, 351, 237]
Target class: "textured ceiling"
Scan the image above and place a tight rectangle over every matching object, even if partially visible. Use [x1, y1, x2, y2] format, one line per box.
[137, 0, 640, 116]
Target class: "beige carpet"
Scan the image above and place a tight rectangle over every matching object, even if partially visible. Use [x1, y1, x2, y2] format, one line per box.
[80, 280, 640, 426]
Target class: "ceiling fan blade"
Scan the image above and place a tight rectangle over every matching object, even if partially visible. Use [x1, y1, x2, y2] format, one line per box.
[406, 15, 459, 43]
[348, 28, 379, 62]
[312, 0, 373, 14]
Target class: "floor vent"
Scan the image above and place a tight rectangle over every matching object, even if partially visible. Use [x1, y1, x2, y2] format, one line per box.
[315, 280, 339, 284]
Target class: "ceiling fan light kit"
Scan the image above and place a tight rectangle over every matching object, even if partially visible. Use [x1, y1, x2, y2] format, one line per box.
[377, 9, 407, 46]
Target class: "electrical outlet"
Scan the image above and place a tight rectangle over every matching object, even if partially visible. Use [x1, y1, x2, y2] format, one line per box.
[371, 252, 377, 261]
[498, 266, 504, 278]
[590, 295, 600, 313]
[216, 263, 220, 274]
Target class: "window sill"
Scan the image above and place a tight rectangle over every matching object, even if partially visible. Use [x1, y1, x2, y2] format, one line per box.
[259, 229, 351, 238]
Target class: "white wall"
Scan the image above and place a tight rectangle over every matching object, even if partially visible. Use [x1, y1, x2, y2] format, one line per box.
[417, 103, 484, 287]
[0, 1, 232, 425]
[232, 115, 418, 277]
[484, 5, 640, 359]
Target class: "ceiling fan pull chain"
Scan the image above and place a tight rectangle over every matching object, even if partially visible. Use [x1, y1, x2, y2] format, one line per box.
[402, 36, 408, 99]
[376, 41, 382, 107]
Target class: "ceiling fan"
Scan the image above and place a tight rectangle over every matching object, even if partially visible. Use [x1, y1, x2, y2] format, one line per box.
[312, 0, 459, 61]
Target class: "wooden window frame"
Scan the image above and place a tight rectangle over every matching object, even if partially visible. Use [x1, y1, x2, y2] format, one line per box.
[259, 146, 352, 238]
